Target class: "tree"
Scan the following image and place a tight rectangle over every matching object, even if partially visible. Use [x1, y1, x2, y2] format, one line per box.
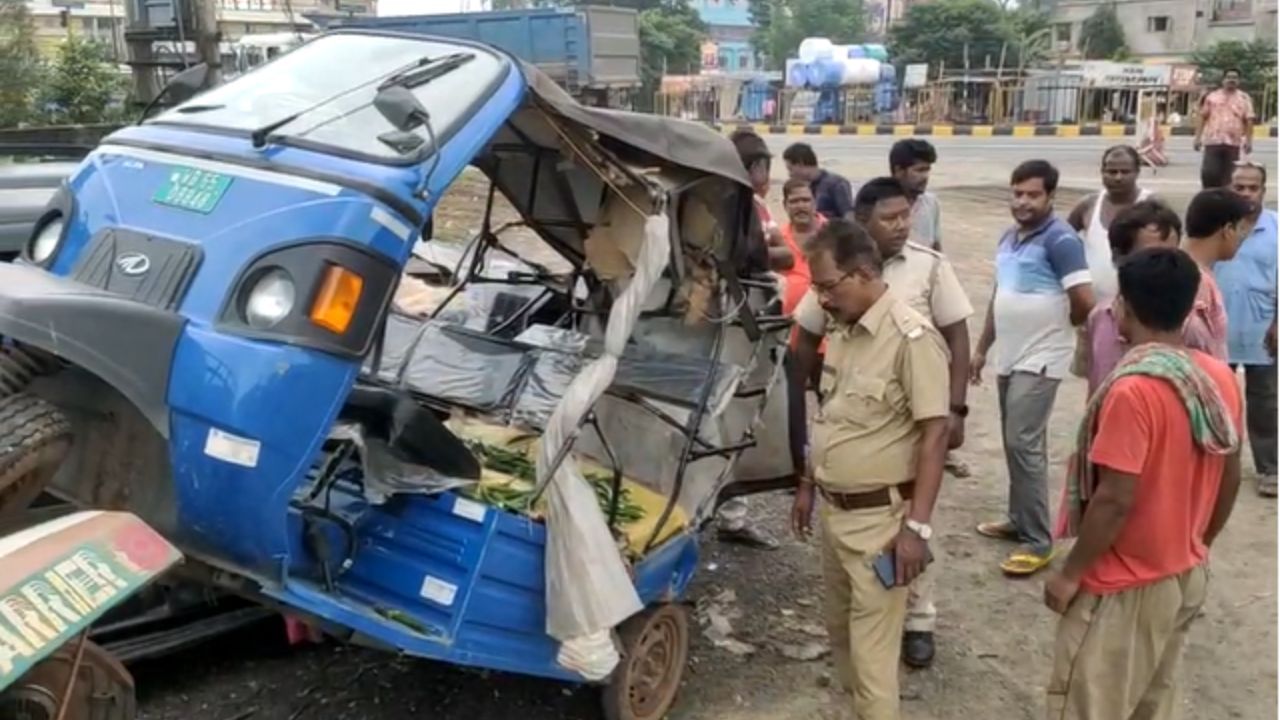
[747, 0, 775, 65]
[0, 0, 42, 127]
[39, 37, 125, 125]
[1078, 3, 1128, 60]
[889, 0, 1041, 72]
[753, 0, 868, 70]
[1190, 38, 1278, 95]
[638, 0, 706, 85]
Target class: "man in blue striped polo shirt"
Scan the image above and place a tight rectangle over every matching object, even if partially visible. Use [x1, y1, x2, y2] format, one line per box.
[971, 160, 1097, 576]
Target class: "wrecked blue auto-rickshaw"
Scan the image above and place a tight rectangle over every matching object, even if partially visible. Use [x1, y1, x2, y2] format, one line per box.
[0, 28, 799, 720]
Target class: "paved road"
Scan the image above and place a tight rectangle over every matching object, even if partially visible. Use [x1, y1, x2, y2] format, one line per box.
[761, 135, 1278, 197]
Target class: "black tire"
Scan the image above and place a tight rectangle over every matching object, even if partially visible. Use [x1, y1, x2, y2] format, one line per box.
[0, 392, 72, 515]
[601, 603, 690, 720]
[0, 639, 136, 720]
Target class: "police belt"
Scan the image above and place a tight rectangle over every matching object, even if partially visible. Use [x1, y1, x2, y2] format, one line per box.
[819, 481, 915, 511]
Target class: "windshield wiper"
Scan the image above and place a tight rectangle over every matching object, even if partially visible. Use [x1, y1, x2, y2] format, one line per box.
[174, 103, 226, 114]
[377, 52, 474, 91]
[249, 52, 476, 150]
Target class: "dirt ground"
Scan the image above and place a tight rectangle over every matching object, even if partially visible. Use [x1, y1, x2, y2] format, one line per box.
[133, 177, 1278, 720]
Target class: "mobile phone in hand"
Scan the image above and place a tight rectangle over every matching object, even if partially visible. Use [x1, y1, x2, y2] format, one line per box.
[872, 546, 936, 589]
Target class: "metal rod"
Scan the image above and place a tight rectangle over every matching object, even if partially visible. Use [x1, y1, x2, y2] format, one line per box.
[528, 417, 589, 505]
[605, 394, 717, 451]
[644, 322, 726, 553]
[689, 437, 757, 462]
[587, 414, 625, 529]
[54, 631, 90, 720]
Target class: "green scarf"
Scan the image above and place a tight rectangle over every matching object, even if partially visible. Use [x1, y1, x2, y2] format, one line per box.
[1065, 343, 1239, 537]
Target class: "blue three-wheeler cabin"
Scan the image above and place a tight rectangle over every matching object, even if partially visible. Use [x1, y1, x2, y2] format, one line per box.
[0, 28, 800, 720]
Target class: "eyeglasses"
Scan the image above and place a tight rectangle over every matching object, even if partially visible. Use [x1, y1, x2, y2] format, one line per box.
[811, 270, 855, 296]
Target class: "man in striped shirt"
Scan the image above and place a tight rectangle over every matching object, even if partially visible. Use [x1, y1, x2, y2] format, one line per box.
[972, 160, 1096, 576]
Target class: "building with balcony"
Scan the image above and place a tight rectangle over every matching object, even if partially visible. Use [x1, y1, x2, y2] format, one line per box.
[1049, 0, 1278, 63]
[690, 0, 760, 73]
[23, 0, 367, 59]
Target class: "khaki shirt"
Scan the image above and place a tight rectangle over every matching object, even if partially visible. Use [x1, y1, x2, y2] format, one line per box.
[811, 291, 950, 492]
[795, 241, 974, 334]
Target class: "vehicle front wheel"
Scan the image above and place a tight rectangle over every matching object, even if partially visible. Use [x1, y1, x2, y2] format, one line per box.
[0, 639, 136, 720]
[601, 603, 690, 720]
[0, 392, 72, 515]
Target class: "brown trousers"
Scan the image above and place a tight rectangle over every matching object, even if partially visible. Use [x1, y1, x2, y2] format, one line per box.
[1046, 564, 1209, 720]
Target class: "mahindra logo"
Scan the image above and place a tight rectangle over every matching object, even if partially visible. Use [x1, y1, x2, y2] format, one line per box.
[115, 252, 151, 277]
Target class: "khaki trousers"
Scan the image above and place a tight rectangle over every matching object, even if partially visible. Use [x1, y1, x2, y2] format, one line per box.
[821, 495, 909, 720]
[904, 550, 937, 633]
[1047, 564, 1210, 720]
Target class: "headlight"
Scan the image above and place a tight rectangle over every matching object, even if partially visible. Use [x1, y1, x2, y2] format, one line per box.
[244, 268, 296, 329]
[29, 218, 64, 263]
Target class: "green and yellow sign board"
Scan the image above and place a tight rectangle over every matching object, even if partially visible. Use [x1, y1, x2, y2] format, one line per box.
[0, 513, 180, 690]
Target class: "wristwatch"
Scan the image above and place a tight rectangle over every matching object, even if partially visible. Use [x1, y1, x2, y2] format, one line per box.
[905, 519, 933, 541]
[950, 403, 969, 418]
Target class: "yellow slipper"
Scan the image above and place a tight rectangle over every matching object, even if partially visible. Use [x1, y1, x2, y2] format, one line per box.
[1000, 547, 1056, 576]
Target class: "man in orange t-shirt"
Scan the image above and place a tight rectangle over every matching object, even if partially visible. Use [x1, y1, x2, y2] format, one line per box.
[777, 179, 826, 322]
[1043, 247, 1243, 719]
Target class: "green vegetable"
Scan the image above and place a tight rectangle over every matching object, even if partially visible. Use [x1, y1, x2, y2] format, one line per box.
[462, 439, 645, 523]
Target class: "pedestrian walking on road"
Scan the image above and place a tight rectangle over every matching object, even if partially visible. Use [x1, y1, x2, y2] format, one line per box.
[972, 160, 1095, 576]
[1043, 247, 1242, 720]
[792, 177, 972, 669]
[1194, 68, 1255, 188]
[783, 142, 855, 222]
[1215, 162, 1278, 497]
[791, 219, 950, 720]
[889, 139, 942, 251]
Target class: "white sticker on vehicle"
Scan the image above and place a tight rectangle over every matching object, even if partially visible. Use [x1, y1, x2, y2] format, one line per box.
[420, 576, 458, 607]
[203, 428, 262, 468]
[451, 497, 487, 523]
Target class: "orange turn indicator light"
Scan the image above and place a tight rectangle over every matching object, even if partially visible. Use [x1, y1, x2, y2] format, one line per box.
[310, 265, 364, 334]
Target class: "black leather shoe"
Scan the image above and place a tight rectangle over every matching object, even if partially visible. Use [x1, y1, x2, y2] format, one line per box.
[902, 631, 935, 668]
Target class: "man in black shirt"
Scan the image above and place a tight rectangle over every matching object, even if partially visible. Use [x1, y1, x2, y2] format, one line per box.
[783, 142, 855, 222]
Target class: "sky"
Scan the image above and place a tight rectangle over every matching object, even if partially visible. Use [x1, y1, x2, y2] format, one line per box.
[377, 0, 479, 17]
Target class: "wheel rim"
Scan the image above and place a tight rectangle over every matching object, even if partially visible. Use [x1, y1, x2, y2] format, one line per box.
[0, 685, 59, 720]
[0, 641, 135, 720]
[626, 612, 683, 718]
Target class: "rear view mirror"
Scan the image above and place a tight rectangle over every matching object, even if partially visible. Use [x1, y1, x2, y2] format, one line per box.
[374, 85, 429, 132]
[137, 63, 210, 122]
[164, 64, 210, 105]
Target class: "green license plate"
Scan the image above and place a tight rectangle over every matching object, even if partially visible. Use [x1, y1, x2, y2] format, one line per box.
[153, 166, 233, 214]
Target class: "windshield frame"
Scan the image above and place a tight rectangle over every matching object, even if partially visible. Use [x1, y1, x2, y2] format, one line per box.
[146, 29, 517, 168]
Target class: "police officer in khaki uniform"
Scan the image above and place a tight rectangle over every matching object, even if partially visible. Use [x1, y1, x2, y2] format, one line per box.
[794, 177, 973, 668]
[791, 219, 951, 720]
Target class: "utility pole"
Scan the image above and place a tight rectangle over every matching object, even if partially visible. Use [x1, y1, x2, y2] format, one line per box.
[124, 0, 161, 106]
[189, 0, 222, 87]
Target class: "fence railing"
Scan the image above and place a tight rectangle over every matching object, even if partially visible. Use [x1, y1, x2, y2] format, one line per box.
[655, 79, 1279, 127]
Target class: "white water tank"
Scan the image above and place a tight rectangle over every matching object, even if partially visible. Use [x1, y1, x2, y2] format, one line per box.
[798, 37, 834, 63]
[840, 58, 881, 86]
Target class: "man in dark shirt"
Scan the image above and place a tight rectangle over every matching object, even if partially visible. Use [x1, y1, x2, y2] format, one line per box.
[783, 142, 855, 221]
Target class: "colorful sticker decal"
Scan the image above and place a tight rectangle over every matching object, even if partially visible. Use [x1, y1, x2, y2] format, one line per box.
[0, 531, 179, 689]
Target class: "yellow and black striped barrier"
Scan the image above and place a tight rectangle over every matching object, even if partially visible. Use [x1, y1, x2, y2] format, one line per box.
[718, 123, 1277, 139]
